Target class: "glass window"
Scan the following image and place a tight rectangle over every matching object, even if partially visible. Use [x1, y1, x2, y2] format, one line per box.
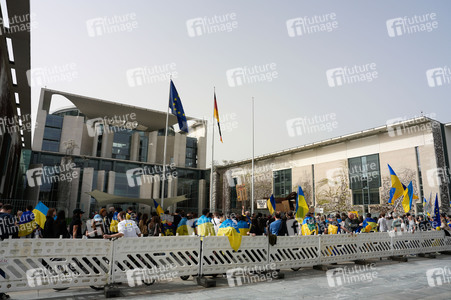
[139, 134, 148, 162]
[273, 169, 292, 198]
[43, 127, 62, 141]
[348, 154, 381, 205]
[45, 114, 63, 128]
[42, 140, 60, 152]
[112, 130, 131, 160]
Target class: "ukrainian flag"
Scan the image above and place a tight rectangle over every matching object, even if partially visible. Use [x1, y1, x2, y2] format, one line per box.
[110, 211, 119, 233]
[328, 224, 339, 234]
[301, 216, 318, 236]
[196, 215, 216, 237]
[267, 195, 276, 215]
[295, 186, 309, 223]
[18, 210, 36, 237]
[33, 201, 48, 229]
[217, 219, 241, 251]
[237, 220, 250, 236]
[388, 164, 404, 204]
[154, 199, 164, 216]
[361, 217, 378, 232]
[176, 217, 189, 235]
[402, 181, 414, 213]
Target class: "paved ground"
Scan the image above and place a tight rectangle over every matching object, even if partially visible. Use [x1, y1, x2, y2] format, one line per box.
[6, 254, 451, 300]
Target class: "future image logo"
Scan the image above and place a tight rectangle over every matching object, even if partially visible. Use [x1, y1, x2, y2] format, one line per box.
[386, 13, 438, 37]
[286, 13, 338, 37]
[226, 63, 278, 87]
[326, 63, 377, 87]
[186, 13, 237, 37]
[426, 67, 451, 87]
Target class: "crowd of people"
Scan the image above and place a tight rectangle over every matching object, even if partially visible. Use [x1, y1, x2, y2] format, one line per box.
[1, 202, 451, 242]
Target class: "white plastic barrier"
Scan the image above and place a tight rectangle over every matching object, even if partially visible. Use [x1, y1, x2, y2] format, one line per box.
[0, 238, 112, 293]
[269, 235, 319, 269]
[200, 236, 268, 275]
[111, 236, 201, 284]
[1, 231, 450, 293]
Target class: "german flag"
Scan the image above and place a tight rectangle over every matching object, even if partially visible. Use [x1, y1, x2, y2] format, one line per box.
[214, 92, 223, 143]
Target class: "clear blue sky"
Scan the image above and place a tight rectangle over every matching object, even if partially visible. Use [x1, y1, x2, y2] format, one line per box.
[30, 0, 451, 166]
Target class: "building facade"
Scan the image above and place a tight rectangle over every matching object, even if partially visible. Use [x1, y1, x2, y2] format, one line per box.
[215, 117, 451, 216]
[0, 0, 32, 201]
[26, 88, 209, 216]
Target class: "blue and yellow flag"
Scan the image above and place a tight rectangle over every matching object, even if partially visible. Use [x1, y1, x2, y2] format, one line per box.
[18, 210, 36, 237]
[402, 181, 414, 213]
[217, 219, 241, 251]
[154, 199, 164, 216]
[301, 216, 318, 236]
[110, 211, 119, 233]
[267, 195, 276, 215]
[237, 220, 250, 236]
[176, 217, 189, 235]
[388, 164, 404, 204]
[434, 193, 441, 228]
[361, 217, 378, 232]
[196, 215, 216, 237]
[33, 201, 48, 229]
[295, 186, 309, 223]
[169, 80, 188, 133]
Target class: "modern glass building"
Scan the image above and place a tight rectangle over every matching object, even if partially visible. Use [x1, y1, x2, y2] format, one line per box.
[25, 88, 209, 216]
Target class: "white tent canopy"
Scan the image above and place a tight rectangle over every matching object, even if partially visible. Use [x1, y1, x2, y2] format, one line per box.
[87, 190, 189, 210]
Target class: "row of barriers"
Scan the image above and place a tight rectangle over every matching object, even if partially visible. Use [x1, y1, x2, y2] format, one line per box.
[1, 231, 450, 293]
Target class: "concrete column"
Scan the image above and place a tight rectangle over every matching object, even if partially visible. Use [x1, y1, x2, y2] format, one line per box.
[59, 115, 84, 155]
[152, 175, 160, 200]
[198, 179, 206, 216]
[130, 132, 140, 161]
[174, 133, 186, 167]
[171, 177, 178, 212]
[139, 174, 153, 198]
[80, 168, 94, 216]
[68, 168, 81, 217]
[147, 131, 157, 163]
[97, 170, 105, 191]
[101, 125, 114, 158]
[107, 171, 116, 194]
[197, 136, 207, 169]
[23, 163, 43, 204]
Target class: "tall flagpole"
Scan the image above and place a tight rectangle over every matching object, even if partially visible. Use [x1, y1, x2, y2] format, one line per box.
[210, 87, 215, 211]
[251, 97, 255, 215]
[161, 80, 171, 211]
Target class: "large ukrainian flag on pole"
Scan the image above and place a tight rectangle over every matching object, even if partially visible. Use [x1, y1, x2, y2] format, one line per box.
[402, 181, 414, 213]
[295, 186, 309, 223]
[267, 194, 276, 215]
[388, 164, 404, 204]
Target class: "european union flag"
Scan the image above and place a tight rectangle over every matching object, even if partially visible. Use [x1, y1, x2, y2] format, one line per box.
[169, 80, 188, 133]
[434, 193, 441, 228]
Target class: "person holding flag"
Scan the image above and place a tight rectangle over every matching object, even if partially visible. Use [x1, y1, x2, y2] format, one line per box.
[176, 212, 189, 236]
[217, 213, 242, 251]
[18, 205, 36, 238]
[196, 208, 216, 237]
[236, 215, 250, 236]
[301, 213, 318, 236]
[361, 213, 378, 233]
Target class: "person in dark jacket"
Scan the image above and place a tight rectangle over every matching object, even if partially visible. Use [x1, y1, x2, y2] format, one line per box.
[54, 210, 70, 238]
[43, 208, 56, 238]
[70, 209, 85, 239]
